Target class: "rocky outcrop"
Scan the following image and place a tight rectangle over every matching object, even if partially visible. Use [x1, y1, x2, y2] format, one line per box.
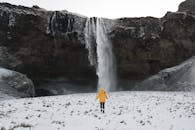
[179, 0, 195, 15]
[0, 0, 194, 91]
[133, 56, 195, 91]
[0, 67, 35, 100]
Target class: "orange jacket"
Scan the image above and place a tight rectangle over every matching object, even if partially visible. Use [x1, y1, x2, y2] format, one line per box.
[96, 89, 108, 103]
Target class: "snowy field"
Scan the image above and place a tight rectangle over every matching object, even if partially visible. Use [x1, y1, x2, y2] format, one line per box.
[0, 91, 195, 130]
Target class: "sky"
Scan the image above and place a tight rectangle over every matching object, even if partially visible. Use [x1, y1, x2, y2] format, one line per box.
[0, 0, 185, 18]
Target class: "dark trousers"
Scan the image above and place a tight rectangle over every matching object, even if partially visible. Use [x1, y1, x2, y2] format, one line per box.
[100, 102, 105, 112]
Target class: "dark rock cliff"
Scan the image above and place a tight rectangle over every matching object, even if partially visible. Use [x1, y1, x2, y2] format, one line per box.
[112, 11, 195, 81]
[0, 0, 194, 90]
[0, 3, 95, 86]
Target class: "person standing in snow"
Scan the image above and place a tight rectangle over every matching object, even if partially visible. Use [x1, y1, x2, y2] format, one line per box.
[96, 88, 108, 113]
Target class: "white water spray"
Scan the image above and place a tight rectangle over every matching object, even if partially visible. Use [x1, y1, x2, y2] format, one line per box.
[85, 18, 117, 92]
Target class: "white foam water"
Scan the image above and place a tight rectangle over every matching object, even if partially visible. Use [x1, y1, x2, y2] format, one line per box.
[85, 18, 117, 92]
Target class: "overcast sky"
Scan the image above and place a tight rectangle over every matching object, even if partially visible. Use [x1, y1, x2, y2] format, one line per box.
[0, 0, 184, 18]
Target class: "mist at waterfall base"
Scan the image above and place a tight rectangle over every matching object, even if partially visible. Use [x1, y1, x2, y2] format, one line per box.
[35, 56, 195, 96]
[35, 78, 96, 96]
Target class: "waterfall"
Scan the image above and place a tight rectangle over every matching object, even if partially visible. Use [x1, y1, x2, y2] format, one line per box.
[84, 18, 97, 66]
[85, 17, 117, 92]
[96, 18, 117, 92]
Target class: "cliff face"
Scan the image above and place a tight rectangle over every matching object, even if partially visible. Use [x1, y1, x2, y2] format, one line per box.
[0, 3, 95, 85]
[0, 0, 195, 90]
[111, 12, 195, 80]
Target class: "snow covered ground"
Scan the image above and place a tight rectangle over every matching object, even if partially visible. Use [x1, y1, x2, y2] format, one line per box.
[0, 91, 195, 130]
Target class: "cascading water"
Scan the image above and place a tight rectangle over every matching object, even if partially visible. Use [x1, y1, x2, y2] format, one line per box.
[85, 17, 117, 92]
[84, 18, 97, 66]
